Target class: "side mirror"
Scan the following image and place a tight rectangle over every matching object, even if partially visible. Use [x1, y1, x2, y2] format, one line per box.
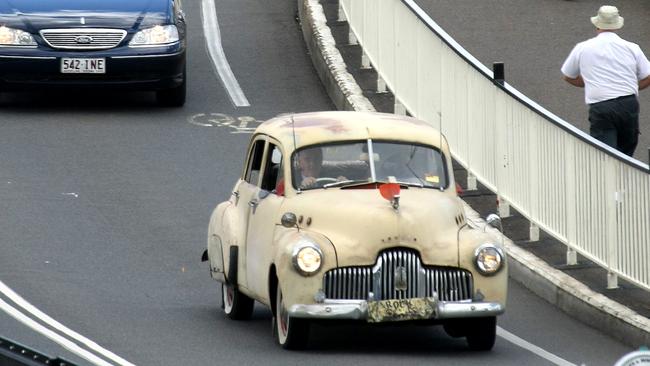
[485, 214, 503, 233]
[281, 212, 298, 229]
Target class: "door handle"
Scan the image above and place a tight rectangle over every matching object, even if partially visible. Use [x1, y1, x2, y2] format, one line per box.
[248, 200, 258, 208]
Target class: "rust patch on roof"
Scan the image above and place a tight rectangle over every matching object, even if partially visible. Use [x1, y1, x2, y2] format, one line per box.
[274, 116, 351, 134]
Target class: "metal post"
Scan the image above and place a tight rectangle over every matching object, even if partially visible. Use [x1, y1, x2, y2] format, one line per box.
[394, 100, 406, 115]
[566, 248, 577, 265]
[607, 272, 619, 289]
[467, 172, 477, 191]
[338, 3, 346, 22]
[493, 62, 504, 85]
[348, 30, 358, 45]
[529, 222, 540, 242]
[361, 51, 371, 69]
[377, 75, 387, 93]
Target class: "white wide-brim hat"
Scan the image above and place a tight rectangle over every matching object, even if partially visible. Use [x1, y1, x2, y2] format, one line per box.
[591, 5, 624, 30]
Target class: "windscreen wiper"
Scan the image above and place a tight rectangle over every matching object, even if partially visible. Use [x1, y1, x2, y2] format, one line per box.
[323, 179, 370, 188]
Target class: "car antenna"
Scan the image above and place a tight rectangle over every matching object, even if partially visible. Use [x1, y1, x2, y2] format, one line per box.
[291, 114, 297, 152]
[438, 111, 444, 192]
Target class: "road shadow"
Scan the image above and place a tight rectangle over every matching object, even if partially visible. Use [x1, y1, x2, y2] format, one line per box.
[0, 89, 164, 113]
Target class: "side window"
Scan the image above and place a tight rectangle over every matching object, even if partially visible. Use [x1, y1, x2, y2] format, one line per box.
[261, 143, 284, 194]
[245, 139, 265, 186]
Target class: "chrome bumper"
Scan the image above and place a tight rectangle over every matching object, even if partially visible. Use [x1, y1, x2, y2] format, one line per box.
[289, 299, 504, 321]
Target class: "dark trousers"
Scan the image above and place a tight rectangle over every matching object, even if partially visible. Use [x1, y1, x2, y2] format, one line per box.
[588, 95, 640, 156]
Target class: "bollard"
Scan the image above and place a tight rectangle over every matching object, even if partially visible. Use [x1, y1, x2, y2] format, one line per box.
[493, 62, 505, 85]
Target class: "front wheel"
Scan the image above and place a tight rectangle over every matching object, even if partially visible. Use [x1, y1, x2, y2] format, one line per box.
[222, 282, 254, 320]
[465, 316, 497, 351]
[157, 69, 186, 107]
[273, 283, 309, 349]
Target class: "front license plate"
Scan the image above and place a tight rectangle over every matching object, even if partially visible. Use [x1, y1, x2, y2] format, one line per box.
[367, 297, 437, 323]
[61, 58, 106, 74]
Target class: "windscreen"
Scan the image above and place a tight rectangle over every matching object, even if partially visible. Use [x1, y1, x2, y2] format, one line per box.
[292, 141, 447, 190]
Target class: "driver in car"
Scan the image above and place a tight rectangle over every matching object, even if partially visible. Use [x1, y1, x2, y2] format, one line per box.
[296, 148, 346, 189]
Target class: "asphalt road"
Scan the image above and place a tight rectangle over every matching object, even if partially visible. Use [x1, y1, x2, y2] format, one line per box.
[0, 0, 636, 365]
[416, 0, 650, 164]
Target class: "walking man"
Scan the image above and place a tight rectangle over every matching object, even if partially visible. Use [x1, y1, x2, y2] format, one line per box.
[561, 5, 650, 156]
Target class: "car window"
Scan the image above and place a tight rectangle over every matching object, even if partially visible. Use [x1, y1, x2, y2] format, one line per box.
[245, 139, 265, 186]
[261, 143, 284, 194]
[292, 142, 370, 190]
[373, 141, 447, 188]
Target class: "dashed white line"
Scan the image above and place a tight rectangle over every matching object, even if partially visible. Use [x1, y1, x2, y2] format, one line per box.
[498, 326, 579, 366]
[201, 0, 251, 107]
[0, 280, 135, 366]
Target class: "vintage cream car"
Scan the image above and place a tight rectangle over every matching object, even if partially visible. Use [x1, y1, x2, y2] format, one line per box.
[202, 111, 507, 351]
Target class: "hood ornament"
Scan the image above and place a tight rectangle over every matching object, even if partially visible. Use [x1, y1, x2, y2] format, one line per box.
[379, 182, 401, 210]
[80, 17, 86, 25]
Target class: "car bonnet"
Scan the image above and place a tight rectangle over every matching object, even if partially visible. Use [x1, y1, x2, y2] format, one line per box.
[0, 0, 171, 31]
[283, 188, 464, 268]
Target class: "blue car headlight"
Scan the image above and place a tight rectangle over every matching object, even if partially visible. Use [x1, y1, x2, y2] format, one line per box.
[0, 26, 36, 47]
[129, 25, 179, 47]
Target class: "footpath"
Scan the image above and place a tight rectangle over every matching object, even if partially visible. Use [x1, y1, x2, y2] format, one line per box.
[298, 0, 650, 348]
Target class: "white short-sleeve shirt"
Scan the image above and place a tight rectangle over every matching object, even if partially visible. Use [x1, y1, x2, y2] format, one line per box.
[561, 32, 650, 104]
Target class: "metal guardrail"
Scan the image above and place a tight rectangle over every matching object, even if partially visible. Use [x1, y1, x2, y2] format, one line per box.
[0, 336, 77, 366]
[339, 0, 650, 291]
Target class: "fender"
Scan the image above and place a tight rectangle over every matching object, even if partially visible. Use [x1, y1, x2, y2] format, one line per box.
[206, 235, 226, 282]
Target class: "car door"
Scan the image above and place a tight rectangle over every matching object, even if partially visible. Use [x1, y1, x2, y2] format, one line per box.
[245, 140, 285, 300]
[229, 137, 266, 290]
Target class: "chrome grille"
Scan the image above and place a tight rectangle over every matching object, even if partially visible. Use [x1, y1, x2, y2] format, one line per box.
[40, 28, 127, 50]
[324, 267, 372, 300]
[323, 248, 473, 301]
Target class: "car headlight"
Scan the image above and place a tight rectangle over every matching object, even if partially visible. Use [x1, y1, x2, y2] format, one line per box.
[474, 244, 505, 276]
[0, 26, 36, 47]
[292, 241, 323, 276]
[129, 25, 179, 47]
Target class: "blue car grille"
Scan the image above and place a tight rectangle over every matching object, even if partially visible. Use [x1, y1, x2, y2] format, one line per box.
[323, 248, 473, 301]
[40, 29, 127, 50]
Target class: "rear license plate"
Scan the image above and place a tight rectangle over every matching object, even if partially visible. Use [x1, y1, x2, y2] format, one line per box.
[367, 298, 437, 323]
[61, 58, 106, 74]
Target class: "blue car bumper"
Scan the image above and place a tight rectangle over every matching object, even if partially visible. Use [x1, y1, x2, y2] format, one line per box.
[0, 42, 185, 91]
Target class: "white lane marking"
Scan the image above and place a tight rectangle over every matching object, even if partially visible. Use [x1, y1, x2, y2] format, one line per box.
[0, 297, 113, 366]
[498, 326, 579, 366]
[0, 280, 135, 366]
[201, 0, 250, 107]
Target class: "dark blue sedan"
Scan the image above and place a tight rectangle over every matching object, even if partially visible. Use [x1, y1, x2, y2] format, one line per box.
[0, 0, 187, 106]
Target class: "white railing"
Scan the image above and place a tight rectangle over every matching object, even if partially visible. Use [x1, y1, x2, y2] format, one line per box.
[340, 0, 650, 291]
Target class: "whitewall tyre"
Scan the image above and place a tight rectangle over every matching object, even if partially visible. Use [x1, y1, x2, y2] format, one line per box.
[221, 282, 254, 320]
[274, 283, 309, 349]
